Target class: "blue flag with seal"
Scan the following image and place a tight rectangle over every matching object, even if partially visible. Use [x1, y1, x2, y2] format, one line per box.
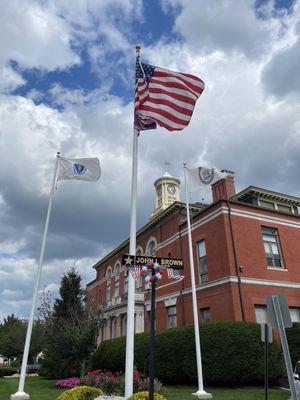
[57, 157, 101, 181]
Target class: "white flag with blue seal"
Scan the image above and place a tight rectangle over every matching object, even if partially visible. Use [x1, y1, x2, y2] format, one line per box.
[186, 166, 227, 192]
[57, 157, 101, 181]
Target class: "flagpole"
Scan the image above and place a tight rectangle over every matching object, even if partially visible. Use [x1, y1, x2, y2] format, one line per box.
[183, 164, 212, 399]
[125, 45, 141, 398]
[11, 153, 61, 400]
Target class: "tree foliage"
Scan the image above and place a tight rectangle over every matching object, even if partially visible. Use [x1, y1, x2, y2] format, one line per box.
[40, 268, 102, 378]
[0, 314, 44, 363]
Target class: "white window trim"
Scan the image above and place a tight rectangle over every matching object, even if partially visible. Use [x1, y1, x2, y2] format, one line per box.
[258, 198, 294, 214]
[106, 266, 112, 279]
[136, 245, 144, 255]
[114, 261, 121, 278]
[267, 267, 288, 271]
[164, 297, 177, 307]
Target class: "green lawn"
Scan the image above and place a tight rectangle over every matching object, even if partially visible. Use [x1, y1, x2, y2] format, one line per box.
[0, 377, 64, 400]
[164, 386, 291, 400]
[0, 377, 291, 400]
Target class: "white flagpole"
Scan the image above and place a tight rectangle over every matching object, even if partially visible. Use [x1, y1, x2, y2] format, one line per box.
[183, 164, 212, 399]
[11, 153, 61, 400]
[124, 125, 139, 399]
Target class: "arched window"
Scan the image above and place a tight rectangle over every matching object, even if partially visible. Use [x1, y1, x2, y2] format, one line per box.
[114, 261, 121, 275]
[147, 239, 157, 256]
[106, 267, 112, 279]
[136, 247, 143, 256]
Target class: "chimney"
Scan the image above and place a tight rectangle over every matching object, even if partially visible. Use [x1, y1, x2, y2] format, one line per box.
[212, 170, 235, 202]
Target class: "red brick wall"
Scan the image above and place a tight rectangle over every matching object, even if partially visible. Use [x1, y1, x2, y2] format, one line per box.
[87, 199, 300, 335]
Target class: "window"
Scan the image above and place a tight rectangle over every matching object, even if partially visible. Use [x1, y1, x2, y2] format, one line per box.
[114, 262, 121, 275]
[124, 274, 128, 293]
[262, 227, 284, 268]
[121, 315, 127, 336]
[197, 240, 208, 283]
[98, 289, 102, 305]
[290, 308, 300, 323]
[136, 248, 142, 256]
[200, 307, 211, 323]
[277, 204, 292, 213]
[106, 283, 111, 302]
[254, 305, 267, 323]
[111, 318, 117, 339]
[259, 199, 275, 210]
[135, 275, 143, 290]
[167, 306, 177, 328]
[115, 280, 119, 297]
[147, 240, 156, 256]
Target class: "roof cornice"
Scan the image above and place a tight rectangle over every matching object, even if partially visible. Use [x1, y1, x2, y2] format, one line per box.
[231, 185, 300, 206]
[92, 201, 205, 270]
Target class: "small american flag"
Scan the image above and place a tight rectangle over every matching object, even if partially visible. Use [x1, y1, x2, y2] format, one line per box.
[128, 266, 140, 280]
[167, 268, 184, 281]
[135, 58, 204, 131]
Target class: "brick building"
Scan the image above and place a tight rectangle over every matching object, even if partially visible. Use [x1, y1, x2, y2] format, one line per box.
[87, 170, 300, 342]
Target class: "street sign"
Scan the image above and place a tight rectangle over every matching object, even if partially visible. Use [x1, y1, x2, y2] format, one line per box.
[122, 254, 184, 270]
[267, 294, 292, 329]
[261, 323, 273, 343]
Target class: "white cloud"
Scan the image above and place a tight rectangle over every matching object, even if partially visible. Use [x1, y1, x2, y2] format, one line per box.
[1, 0, 300, 321]
[0, 0, 80, 75]
[261, 2, 300, 99]
[0, 66, 26, 93]
[0, 239, 26, 254]
[161, 0, 282, 59]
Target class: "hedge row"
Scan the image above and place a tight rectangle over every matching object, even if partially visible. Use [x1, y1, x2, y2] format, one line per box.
[0, 366, 18, 378]
[91, 321, 284, 385]
[287, 322, 300, 367]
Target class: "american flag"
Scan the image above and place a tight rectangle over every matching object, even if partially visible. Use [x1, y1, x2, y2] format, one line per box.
[167, 268, 184, 281]
[128, 266, 140, 280]
[135, 58, 205, 132]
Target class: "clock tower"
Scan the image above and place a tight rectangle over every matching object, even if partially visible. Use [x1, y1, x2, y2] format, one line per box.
[151, 169, 180, 219]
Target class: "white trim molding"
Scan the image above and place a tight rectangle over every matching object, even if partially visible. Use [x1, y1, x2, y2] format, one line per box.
[164, 297, 177, 307]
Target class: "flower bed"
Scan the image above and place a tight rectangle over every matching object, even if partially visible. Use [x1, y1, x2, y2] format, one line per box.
[56, 370, 163, 396]
[56, 377, 80, 389]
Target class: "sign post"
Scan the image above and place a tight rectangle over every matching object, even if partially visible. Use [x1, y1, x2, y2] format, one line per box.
[261, 323, 273, 400]
[266, 295, 299, 400]
[123, 255, 183, 400]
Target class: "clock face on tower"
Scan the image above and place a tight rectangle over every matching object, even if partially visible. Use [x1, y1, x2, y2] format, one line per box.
[167, 184, 176, 194]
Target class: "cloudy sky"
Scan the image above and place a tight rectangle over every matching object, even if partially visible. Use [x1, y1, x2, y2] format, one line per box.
[0, 0, 299, 321]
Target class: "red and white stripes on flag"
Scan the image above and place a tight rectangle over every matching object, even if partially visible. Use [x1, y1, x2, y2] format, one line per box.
[128, 266, 140, 280]
[167, 268, 184, 281]
[135, 60, 205, 132]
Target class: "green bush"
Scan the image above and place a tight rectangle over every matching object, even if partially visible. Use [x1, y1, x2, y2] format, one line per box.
[91, 321, 284, 385]
[128, 391, 166, 400]
[287, 322, 300, 367]
[56, 386, 103, 400]
[0, 366, 18, 378]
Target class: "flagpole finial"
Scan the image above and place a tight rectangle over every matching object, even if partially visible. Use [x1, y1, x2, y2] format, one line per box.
[135, 44, 141, 56]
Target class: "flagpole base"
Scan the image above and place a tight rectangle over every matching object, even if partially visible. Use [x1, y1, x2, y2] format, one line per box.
[192, 390, 212, 399]
[11, 391, 30, 400]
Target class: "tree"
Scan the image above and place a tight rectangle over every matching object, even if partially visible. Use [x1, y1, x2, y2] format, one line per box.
[40, 268, 102, 378]
[0, 314, 45, 364]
